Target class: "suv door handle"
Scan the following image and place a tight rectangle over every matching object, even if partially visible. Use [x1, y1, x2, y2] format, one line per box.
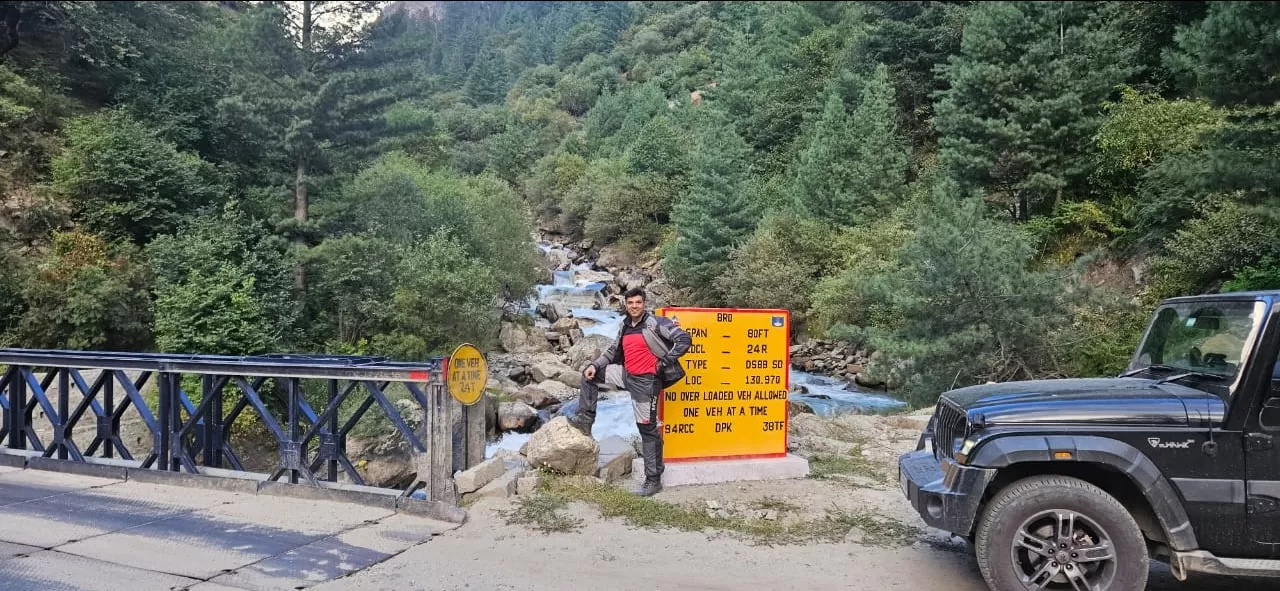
[1247, 433, 1274, 451]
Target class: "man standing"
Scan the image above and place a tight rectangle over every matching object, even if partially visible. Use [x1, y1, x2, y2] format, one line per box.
[569, 287, 691, 496]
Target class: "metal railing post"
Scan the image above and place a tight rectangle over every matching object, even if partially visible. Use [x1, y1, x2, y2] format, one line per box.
[5, 365, 23, 450]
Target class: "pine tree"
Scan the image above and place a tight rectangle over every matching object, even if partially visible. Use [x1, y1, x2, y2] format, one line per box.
[792, 88, 855, 223]
[666, 109, 757, 305]
[849, 180, 1068, 406]
[464, 44, 510, 105]
[935, 1, 1136, 220]
[627, 115, 687, 177]
[856, 1, 970, 150]
[215, 1, 421, 292]
[793, 64, 907, 226]
[1163, 1, 1280, 206]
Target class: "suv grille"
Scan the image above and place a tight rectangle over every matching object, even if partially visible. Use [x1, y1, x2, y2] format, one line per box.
[932, 401, 968, 461]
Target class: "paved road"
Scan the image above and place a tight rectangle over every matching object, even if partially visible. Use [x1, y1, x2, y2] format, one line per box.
[0, 467, 457, 590]
[0, 467, 1275, 590]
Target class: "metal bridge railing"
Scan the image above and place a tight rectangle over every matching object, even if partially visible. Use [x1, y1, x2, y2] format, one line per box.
[0, 348, 485, 513]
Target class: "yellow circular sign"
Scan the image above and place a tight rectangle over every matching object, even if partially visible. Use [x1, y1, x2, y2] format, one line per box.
[447, 344, 487, 406]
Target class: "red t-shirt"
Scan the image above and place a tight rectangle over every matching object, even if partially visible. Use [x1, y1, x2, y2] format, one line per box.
[621, 324, 658, 376]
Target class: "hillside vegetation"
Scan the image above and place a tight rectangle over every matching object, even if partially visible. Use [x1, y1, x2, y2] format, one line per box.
[1, 1, 1277, 406]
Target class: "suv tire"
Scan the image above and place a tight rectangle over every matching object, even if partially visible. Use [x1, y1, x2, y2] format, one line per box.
[974, 475, 1148, 591]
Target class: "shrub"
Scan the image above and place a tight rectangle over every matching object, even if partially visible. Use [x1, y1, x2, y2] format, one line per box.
[51, 110, 223, 243]
[372, 232, 500, 360]
[715, 210, 837, 322]
[16, 231, 153, 351]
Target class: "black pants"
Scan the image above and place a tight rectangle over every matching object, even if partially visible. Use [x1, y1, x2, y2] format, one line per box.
[574, 365, 664, 481]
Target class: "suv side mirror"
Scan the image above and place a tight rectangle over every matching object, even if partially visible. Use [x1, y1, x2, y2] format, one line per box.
[1261, 397, 1280, 431]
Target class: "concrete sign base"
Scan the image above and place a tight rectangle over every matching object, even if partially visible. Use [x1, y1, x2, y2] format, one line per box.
[631, 454, 810, 487]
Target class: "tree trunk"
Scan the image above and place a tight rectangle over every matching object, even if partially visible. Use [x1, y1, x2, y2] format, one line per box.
[294, 1, 313, 295]
[0, 5, 21, 60]
[294, 157, 308, 226]
[301, 1, 313, 53]
[294, 156, 308, 293]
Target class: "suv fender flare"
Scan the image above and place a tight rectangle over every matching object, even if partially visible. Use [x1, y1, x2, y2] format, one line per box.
[970, 435, 1198, 551]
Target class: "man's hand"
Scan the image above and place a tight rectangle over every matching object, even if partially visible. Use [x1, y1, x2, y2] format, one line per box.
[583, 365, 597, 380]
[670, 316, 681, 328]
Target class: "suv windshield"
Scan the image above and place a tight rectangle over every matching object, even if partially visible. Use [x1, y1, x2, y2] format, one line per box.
[1128, 300, 1266, 397]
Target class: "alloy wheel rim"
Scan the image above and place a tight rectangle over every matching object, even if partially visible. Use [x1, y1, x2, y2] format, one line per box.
[1009, 509, 1117, 591]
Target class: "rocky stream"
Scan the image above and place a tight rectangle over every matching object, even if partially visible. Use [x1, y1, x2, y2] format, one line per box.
[481, 237, 908, 458]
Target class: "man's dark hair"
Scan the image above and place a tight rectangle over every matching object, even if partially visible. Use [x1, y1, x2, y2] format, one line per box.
[623, 287, 647, 301]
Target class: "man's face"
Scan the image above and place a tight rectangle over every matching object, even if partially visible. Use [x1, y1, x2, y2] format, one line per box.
[625, 295, 645, 319]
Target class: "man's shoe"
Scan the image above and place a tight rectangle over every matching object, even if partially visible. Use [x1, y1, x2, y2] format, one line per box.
[637, 479, 663, 497]
[567, 416, 592, 437]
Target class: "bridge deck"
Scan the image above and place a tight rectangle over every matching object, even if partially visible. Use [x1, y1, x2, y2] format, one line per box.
[0, 466, 458, 590]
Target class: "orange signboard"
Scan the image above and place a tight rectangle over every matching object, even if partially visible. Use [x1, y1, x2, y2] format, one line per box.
[656, 307, 791, 461]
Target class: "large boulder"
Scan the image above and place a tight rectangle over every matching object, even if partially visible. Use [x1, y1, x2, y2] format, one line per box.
[345, 434, 414, 489]
[498, 401, 539, 432]
[566, 334, 612, 369]
[525, 416, 600, 475]
[500, 321, 553, 354]
[596, 246, 637, 270]
[536, 379, 577, 401]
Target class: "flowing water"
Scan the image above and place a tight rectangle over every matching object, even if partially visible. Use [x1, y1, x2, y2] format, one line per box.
[486, 247, 906, 457]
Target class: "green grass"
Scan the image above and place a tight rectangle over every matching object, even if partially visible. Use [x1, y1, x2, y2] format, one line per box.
[497, 486, 584, 534]
[500, 476, 920, 547]
[808, 446, 888, 483]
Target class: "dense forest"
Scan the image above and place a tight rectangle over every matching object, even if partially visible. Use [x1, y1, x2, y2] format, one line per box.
[1, 1, 1277, 406]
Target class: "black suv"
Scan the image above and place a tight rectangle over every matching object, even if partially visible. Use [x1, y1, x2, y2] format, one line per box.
[900, 291, 1280, 591]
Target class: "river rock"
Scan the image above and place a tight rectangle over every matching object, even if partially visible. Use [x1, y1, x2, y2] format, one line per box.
[537, 379, 577, 400]
[530, 359, 574, 383]
[566, 334, 612, 368]
[500, 321, 553, 354]
[539, 287, 605, 310]
[346, 433, 414, 489]
[788, 400, 815, 416]
[536, 303, 568, 323]
[454, 457, 507, 494]
[485, 393, 500, 437]
[499, 401, 539, 432]
[515, 385, 558, 409]
[576, 269, 616, 285]
[615, 270, 648, 291]
[545, 249, 571, 271]
[597, 435, 637, 483]
[854, 372, 885, 389]
[525, 416, 600, 475]
[550, 317, 579, 334]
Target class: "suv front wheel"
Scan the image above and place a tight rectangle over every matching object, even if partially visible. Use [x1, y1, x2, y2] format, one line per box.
[974, 475, 1148, 591]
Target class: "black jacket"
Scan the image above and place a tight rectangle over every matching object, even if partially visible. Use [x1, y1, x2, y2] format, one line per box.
[592, 312, 693, 387]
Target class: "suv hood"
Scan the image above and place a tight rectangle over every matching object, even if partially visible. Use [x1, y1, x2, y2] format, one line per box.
[940, 378, 1224, 428]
